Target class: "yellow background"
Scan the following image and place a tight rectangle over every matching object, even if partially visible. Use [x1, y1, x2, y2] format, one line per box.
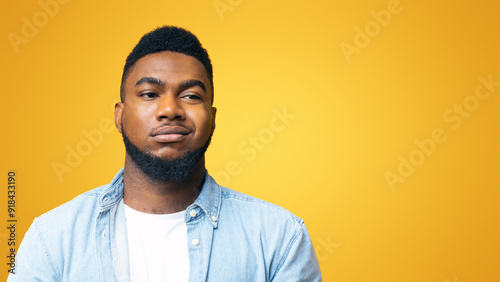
[1, 0, 499, 281]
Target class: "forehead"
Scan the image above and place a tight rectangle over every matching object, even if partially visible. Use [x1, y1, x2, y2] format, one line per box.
[125, 51, 210, 88]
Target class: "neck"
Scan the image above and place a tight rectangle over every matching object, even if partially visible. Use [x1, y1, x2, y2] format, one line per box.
[122, 154, 205, 214]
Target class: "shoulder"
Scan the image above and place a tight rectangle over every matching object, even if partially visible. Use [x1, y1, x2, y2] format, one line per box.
[220, 187, 302, 219]
[33, 184, 109, 229]
[13, 184, 112, 280]
[211, 185, 320, 280]
[217, 185, 305, 231]
[35, 168, 125, 224]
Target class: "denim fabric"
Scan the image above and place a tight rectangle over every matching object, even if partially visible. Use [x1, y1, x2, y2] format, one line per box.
[8, 168, 322, 281]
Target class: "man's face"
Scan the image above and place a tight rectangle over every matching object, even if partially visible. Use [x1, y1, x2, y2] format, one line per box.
[115, 51, 216, 171]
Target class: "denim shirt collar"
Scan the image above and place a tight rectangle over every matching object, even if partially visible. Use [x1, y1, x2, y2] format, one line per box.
[97, 168, 222, 228]
[190, 171, 221, 228]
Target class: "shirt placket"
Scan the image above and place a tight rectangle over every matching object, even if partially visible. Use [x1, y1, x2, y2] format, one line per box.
[186, 206, 215, 282]
[96, 209, 116, 282]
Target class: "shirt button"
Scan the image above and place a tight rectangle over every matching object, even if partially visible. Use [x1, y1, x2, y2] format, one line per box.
[211, 216, 217, 222]
[189, 210, 197, 217]
[192, 239, 200, 246]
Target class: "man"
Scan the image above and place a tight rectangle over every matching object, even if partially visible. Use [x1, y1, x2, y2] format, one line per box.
[9, 26, 322, 281]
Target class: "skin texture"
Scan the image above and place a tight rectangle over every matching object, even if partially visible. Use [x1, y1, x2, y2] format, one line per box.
[114, 51, 216, 214]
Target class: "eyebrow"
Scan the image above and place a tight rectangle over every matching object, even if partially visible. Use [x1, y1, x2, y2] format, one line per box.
[135, 77, 165, 88]
[135, 77, 206, 92]
[179, 79, 206, 92]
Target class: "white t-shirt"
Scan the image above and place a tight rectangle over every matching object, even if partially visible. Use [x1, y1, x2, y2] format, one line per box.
[124, 203, 189, 282]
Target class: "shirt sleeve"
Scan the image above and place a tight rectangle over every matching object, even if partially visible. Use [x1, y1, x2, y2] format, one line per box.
[271, 221, 323, 282]
[7, 218, 60, 281]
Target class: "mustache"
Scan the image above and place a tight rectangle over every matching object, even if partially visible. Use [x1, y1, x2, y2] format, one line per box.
[149, 123, 193, 135]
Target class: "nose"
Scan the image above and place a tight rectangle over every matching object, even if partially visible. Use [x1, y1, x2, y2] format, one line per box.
[155, 94, 185, 121]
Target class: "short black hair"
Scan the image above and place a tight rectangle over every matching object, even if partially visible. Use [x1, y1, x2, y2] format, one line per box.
[120, 26, 214, 104]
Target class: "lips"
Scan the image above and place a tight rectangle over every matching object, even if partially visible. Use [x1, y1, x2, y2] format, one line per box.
[151, 126, 192, 143]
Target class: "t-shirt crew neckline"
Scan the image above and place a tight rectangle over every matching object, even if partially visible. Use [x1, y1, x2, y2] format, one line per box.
[124, 200, 189, 282]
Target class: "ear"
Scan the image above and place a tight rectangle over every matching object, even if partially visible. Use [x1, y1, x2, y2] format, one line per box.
[114, 102, 124, 134]
[211, 107, 217, 134]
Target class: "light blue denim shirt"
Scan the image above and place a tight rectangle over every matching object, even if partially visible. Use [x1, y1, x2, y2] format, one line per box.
[8, 168, 322, 281]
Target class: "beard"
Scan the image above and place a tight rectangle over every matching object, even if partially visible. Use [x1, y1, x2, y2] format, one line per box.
[122, 127, 211, 183]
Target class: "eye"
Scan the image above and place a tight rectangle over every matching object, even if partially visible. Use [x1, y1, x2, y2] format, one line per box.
[140, 92, 158, 99]
[181, 93, 202, 102]
[185, 94, 201, 100]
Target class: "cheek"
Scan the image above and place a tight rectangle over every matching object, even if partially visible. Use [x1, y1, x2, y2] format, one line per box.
[188, 108, 212, 140]
[122, 106, 153, 141]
